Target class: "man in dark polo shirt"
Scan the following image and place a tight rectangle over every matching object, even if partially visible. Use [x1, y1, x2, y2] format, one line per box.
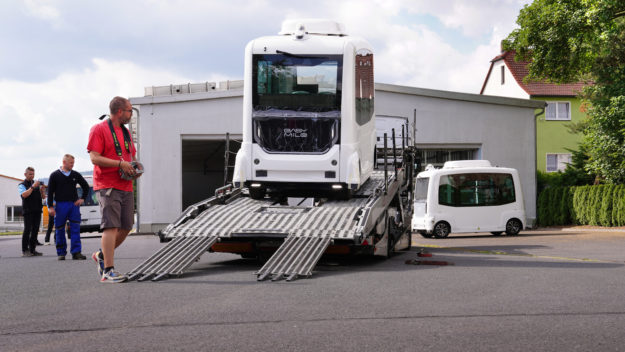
[18, 167, 45, 257]
[47, 154, 90, 260]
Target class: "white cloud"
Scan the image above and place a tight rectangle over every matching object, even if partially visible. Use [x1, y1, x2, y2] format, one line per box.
[0, 59, 231, 178]
[22, 0, 63, 26]
[0, 0, 531, 178]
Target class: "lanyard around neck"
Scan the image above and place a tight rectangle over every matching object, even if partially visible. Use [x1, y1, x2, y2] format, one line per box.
[107, 119, 131, 157]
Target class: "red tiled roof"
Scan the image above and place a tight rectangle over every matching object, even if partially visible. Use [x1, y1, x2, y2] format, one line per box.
[481, 51, 586, 97]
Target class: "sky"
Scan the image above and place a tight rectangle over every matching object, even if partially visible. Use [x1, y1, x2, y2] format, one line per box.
[0, 0, 531, 179]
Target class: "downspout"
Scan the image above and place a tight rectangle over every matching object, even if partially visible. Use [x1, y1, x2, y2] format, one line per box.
[132, 106, 141, 233]
[533, 105, 545, 228]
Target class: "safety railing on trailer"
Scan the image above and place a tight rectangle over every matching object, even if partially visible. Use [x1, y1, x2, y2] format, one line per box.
[224, 132, 242, 186]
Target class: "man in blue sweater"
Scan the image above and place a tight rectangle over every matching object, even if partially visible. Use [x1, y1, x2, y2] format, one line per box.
[47, 154, 90, 260]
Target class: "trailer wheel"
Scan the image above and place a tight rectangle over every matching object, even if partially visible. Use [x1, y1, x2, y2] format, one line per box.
[433, 221, 450, 238]
[248, 187, 266, 200]
[491, 231, 502, 236]
[418, 231, 433, 238]
[505, 218, 522, 236]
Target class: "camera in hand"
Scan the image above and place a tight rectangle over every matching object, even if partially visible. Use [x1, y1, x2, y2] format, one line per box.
[119, 161, 145, 180]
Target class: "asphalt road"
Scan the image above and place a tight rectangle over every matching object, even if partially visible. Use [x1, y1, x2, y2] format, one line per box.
[1, 228, 625, 351]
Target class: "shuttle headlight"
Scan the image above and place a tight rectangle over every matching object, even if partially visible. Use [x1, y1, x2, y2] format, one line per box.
[250, 183, 262, 188]
[332, 184, 343, 190]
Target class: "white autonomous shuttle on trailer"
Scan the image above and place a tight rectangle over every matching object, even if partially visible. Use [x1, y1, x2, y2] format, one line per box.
[232, 19, 376, 199]
[412, 160, 526, 238]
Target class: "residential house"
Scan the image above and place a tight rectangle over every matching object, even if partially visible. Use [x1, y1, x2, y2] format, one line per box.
[481, 50, 586, 173]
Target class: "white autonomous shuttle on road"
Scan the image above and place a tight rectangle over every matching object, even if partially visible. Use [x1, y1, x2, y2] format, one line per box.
[232, 19, 376, 199]
[412, 160, 526, 238]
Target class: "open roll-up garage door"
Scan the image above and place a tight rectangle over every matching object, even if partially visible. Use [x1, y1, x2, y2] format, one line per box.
[181, 136, 241, 209]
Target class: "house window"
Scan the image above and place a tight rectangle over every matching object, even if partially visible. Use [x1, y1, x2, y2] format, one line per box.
[545, 102, 571, 120]
[546, 153, 571, 172]
[501, 65, 505, 85]
[5, 205, 23, 223]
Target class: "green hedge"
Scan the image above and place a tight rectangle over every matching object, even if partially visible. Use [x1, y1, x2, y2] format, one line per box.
[537, 184, 625, 226]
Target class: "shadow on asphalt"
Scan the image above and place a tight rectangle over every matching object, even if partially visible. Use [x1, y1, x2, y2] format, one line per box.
[150, 250, 439, 283]
[125, 240, 625, 284]
[429, 231, 580, 240]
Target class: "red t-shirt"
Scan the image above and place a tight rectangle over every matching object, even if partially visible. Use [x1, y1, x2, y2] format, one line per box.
[87, 120, 136, 192]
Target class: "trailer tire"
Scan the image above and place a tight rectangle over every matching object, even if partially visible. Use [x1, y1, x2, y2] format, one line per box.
[433, 221, 451, 238]
[248, 187, 266, 200]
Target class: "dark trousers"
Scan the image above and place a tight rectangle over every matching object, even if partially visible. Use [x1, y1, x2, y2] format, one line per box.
[45, 214, 54, 242]
[22, 212, 41, 253]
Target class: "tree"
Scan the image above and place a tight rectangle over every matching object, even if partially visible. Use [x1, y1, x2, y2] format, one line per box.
[504, 0, 625, 183]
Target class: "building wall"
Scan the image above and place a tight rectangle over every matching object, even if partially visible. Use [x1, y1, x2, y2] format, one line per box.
[481, 60, 585, 173]
[535, 97, 584, 172]
[481, 61, 529, 99]
[375, 86, 537, 223]
[130, 90, 243, 232]
[132, 83, 542, 232]
[0, 175, 24, 231]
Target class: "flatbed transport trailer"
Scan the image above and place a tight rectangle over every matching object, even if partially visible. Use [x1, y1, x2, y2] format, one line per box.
[127, 19, 417, 282]
[127, 144, 416, 282]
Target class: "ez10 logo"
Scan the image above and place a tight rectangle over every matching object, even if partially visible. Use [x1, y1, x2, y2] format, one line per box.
[283, 128, 308, 138]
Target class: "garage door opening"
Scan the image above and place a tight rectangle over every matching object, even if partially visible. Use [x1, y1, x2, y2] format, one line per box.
[181, 138, 241, 210]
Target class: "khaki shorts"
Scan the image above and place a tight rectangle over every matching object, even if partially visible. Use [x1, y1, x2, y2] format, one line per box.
[97, 188, 134, 230]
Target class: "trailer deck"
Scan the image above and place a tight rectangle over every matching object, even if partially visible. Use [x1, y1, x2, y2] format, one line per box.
[126, 169, 412, 282]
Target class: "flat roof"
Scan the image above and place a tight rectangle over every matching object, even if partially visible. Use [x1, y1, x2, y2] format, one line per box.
[375, 83, 546, 109]
[130, 80, 546, 110]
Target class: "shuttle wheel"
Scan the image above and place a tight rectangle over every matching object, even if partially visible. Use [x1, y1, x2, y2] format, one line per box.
[505, 219, 522, 236]
[418, 231, 433, 238]
[433, 222, 450, 238]
[491, 231, 503, 236]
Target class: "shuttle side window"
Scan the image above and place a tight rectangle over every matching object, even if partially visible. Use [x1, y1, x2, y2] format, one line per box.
[438, 173, 515, 207]
[355, 51, 374, 125]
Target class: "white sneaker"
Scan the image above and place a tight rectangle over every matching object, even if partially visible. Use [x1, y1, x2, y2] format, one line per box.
[100, 269, 127, 283]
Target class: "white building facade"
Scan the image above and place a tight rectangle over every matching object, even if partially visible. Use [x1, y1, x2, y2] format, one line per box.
[1, 174, 25, 231]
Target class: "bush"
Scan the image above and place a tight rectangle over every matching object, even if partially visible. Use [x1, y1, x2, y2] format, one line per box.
[599, 185, 614, 226]
[537, 184, 624, 227]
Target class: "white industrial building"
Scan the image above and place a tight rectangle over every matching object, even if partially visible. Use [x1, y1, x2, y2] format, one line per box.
[130, 81, 544, 233]
[1, 173, 25, 231]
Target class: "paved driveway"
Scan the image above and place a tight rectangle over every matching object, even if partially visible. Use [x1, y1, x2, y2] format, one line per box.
[1, 228, 624, 351]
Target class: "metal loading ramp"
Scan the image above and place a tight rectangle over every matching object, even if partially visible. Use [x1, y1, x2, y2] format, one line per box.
[125, 168, 411, 282]
[126, 235, 219, 282]
[256, 236, 331, 281]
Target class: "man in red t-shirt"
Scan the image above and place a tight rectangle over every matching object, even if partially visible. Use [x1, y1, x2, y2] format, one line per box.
[87, 96, 140, 283]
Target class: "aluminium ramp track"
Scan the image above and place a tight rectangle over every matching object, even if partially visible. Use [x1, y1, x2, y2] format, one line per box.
[256, 235, 332, 282]
[255, 202, 365, 282]
[126, 235, 219, 282]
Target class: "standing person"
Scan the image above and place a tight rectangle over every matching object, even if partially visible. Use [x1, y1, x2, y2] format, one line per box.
[43, 200, 55, 245]
[41, 182, 55, 245]
[18, 167, 45, 257]
[88, 96, 141, 283]
[47, 154, 90, 260]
